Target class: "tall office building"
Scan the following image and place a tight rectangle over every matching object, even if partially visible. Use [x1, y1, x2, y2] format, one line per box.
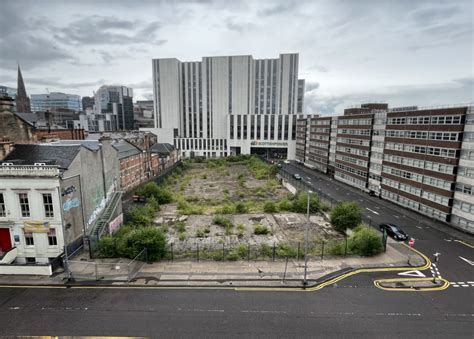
[16, 65, 31, 113]
[94, 85, 134, 130]
[81, 96, 95, 110]
[31, 92, 82, 113]
[149, 53, 305, 158]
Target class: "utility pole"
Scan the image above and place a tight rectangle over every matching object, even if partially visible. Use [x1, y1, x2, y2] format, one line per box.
[303, 190, 312, 286]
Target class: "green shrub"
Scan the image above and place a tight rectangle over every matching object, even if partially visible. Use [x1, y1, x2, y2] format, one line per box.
[217, 204, 235, 214]
[126, 206, 153, 228]
[124, 227, 166, 261]
[320, 202, 331, 212]
[98, 236, 117, 257]
[328, 241, 346, 255]
[349, 226, 382, 256]
[235, 202, 248, 213]
[175, 221, 186, 233]
[236, 223, 245, 238]
[161, 224, 169, 234]
[213, 215, 233, 234]
[236, 244, 248, 258]
[330, 202, 362, 232]
[291, 192, 319, 213]
[263, 201, 278, 213]
[136, 182, 173, 204]
[202, 174, 207, 179]
[276, 244, 297, 258]
[178, 232, 186, 241]
[253, 223, 269, 235]
[223, 188, 229, 194]
[278, 198, 293, 211]
[259, 243, 273, 257]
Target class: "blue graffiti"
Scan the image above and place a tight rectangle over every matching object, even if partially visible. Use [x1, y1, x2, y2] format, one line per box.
[63, 198, 81, 211]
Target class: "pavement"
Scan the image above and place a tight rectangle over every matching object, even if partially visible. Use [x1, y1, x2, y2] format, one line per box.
[0, 241, 426, 289]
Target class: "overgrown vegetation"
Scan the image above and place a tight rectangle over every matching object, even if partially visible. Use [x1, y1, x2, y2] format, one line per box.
[329, 225, 382, 257]
[253, 223, 269, 235]
[330, 202, 362, 232]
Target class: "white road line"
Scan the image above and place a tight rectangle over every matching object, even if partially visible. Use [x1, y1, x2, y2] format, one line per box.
[393, 215, 399, 218]
[461, 284, 469, 287]
[458, 282, 465, 284]
[467, 281, 474, 284]
[459, 256, 474, 266]
[452, 285, 460, 287]
[366, 208, 379, 215]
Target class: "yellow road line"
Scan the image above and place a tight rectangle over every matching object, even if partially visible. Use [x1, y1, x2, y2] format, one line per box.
[454, 240, 474, 249]
[373, 277, 450, 292]
[0, 243, 436, 293]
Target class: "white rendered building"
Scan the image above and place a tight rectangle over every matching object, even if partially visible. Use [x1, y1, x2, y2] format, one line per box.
[144, 53, 305, 159]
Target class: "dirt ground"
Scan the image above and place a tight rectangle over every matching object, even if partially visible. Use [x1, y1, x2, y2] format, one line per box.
[153, 161, 342, 253]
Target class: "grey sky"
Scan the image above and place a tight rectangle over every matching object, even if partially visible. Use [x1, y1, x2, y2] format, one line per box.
[0, 0, 472, 115]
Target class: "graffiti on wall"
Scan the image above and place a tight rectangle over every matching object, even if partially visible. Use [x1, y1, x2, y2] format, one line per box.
[63, 198, 81, 211]
[108, 213, 123, 234]
[61, 186, 76, 197]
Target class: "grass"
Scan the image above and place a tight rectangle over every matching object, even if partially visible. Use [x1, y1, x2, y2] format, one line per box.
[253, 223, 269, 235]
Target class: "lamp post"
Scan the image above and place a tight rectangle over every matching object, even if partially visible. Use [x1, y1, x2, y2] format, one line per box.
[303, 190, 312, 286]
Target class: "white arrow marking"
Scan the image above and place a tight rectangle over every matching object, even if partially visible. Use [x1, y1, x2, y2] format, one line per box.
[366, 208, 379, 215]
[459, 256, 474, 266]
[398, 270, 426, 278]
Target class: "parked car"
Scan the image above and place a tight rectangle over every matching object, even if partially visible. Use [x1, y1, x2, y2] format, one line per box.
[277, 163, 282, 168]
[379, 223, 408, 240]
[293, 173, 302, 180]
[284, 160, 290, 164]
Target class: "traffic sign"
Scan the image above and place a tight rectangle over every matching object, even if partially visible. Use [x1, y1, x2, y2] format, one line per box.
[408, 238, 415, 247]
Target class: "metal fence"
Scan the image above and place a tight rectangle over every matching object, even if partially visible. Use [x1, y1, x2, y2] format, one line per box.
[67, 248, 147, 282]
[163, 239, 350, 262]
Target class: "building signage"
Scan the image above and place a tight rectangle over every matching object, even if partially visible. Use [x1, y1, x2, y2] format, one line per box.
[250, 140, 288, 147]
[109, 213, 123, 234]
[24, 221, 50, 233]
[63, 198, 81, 211]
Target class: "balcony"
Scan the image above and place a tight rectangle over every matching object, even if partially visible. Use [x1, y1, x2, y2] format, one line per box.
[0, 165, 60, 178]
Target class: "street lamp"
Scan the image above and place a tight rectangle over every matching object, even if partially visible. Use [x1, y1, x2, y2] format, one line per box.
[303, 190, 312, 286]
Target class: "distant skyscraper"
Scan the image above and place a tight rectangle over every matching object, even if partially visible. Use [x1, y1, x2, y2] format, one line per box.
[31, 92, 82, 113]
[94, 85, 134, 130]
[16, 65, 31, 113]
[82, 96, 95, 110]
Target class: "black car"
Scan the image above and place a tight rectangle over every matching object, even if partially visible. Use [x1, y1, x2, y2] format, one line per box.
[379, 223, 408, 241]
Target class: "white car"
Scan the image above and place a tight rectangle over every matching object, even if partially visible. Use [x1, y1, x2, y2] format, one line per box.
[283, 160, 290, 164]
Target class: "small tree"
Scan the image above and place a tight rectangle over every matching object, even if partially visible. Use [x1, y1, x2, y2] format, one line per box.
[330, 202, 362, 232]
[125, 227, 166, 261]
[126, 206, 153, 228]
[137, 182, 172, 204]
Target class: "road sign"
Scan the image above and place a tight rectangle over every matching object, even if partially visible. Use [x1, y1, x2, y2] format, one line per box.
[408, 238, 415, 247]
[398, 270, 426, 278]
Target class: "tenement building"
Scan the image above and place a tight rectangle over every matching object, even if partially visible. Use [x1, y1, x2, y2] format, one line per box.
[296, 103, 474, 234]
[145, 53, 305, 159]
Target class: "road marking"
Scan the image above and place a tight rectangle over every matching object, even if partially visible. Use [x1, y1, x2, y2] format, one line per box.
[461, 284, 469, 287]
[366, 208, 379, 215]
[398, 270, 426, 278]
[393, 215, 399, 218]
[373, 277, 450, 292]
[454, 240, 474, 248]
[444, 239, 453, 242]
[459, 256, 474, 266]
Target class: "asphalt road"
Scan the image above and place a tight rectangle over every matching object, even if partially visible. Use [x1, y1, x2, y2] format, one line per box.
[0, 282, 472, 338]
[281, 162, 474, 285]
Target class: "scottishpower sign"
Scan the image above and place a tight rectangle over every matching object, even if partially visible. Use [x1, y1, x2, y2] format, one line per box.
[250, 140, 288, 147]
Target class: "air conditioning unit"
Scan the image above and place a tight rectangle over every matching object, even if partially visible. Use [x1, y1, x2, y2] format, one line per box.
[1, 163, 13, 166]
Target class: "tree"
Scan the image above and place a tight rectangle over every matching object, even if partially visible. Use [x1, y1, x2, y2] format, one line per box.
[136, 182, 172, 204]
[124, 227, 166, 261]
[330, 202, 362, 232]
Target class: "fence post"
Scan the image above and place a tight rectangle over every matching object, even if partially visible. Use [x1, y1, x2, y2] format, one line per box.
[297, 242, 300, 261]
[171, 243, 174, 261]
[222, 243, 225, 261]
[321, 241, 325, 261]
[272, 242, 276, 261]
[197, 243, 200, 262]
[145, 247, 148, 263]
[247, 243, 250, 262]
[95, 262, 99, 281]
[127, 262, 130, 284]
[283, 257, 289, 282]
[344, 236, 348, 256]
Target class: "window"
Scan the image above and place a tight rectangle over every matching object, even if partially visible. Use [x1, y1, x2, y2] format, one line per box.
[0, 193, 5, 217]
[48, 228, 57, 246]
[42, 193, 54, 218]
[25, 231, 34, 246]
[19, 193, 30, 217]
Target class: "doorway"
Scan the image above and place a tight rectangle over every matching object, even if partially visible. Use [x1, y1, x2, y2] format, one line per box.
[0, 228, 12, 252]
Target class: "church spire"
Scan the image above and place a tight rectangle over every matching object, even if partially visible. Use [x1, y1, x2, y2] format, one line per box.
[16, 65, 31, 113]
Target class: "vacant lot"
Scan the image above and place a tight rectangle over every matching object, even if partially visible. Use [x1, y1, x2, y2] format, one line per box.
[154, 158, 343, 259]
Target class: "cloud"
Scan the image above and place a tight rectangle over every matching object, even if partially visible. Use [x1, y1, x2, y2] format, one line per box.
[304, 77, 474, 116]
[305, 82, 320, 92]
[127, 80, 152, 90]
[26, 77, 108, 90]
[225, 17, 256, 32]
[307, 64, 328, 73]
[54, 16, 167, 46]
[257, 1, 299, 16]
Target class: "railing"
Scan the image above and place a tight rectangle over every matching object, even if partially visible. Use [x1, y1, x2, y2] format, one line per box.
[0, 247, 18, 264]
[0, 165, 59, 177]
